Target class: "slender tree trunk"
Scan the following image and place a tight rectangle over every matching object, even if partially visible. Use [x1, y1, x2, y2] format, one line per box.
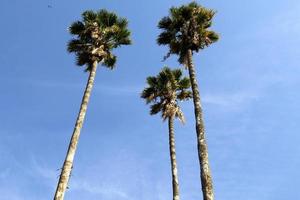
[186, 49, 214, 200]
[54, 61, 98, 200]
[168, 116, 180, 200]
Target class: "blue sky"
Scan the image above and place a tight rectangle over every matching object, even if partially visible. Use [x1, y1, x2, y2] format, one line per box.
[0, 0, 300, 199]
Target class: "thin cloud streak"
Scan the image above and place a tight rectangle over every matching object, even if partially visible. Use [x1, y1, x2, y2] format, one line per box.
[4, 77, 142, 96]
[70, 179, 130, 199]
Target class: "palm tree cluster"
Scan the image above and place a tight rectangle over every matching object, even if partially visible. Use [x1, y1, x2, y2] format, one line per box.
[54, 1, 218, 200]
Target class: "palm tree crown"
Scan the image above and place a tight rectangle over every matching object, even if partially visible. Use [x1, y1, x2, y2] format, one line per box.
[157, 1, 219, 65]
[67, 9, 131, 71]
[141, 67, 192, 122]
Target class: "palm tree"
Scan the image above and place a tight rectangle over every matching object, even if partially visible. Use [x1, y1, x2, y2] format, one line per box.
[141, 67, 192, 200]
[54, 9, 131, 200]
[157, 2, 219, 200]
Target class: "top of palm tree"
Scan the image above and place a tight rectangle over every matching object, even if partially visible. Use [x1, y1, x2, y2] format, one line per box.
[141, 67, 192, 123]
[157, 1, 219, 65]
[67, 9, 131, 71]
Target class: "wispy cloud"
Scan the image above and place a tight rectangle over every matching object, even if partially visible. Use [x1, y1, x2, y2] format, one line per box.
[202, 90, 259, 108]
[70, 179, 130, 199]
[23, 78, 142, 96]
[29, 153, 135, 200]
[31, 157, 57, 188]
[0, 76, 142, 97]
[201, 2, 300, 111]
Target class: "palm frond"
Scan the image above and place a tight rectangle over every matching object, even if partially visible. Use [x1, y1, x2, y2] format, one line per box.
[97, 9, 117, 27]
[82, 10, 97, 23]
[69, 21, 85, 35]
[75, 52, 90, 66]
[172, 69, 182, 81]
[177, 90, 192, 101]
[178, 77, 191, 89]
[116, 18, 129, 29]
[141, 87, 157, 103]
[146, 76, 158, 87]
[205, 31, 219, 46]
[113, 29, 132, 46]
[102, 54, 117, 69]
[150, 102, 162, 115]
[157, 31, 173, 46]
[67, 39, 86, 53]
[158, 17, 172, 30]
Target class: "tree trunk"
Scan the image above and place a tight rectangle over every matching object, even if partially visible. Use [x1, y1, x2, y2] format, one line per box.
[186, 49, 214, 200]
[168, 116, 180, 200]
[54, 61, 98, 200]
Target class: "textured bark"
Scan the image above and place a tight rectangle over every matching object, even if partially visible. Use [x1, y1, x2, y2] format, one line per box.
[168, 116, 180, 200]
[186, 49, 214, 200]
[54, 61, 98, 200]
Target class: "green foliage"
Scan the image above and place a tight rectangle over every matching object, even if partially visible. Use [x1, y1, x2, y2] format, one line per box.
[157, 1, 219, 65]
[141, 67, 192, 122]
[67, 9, 131, 71]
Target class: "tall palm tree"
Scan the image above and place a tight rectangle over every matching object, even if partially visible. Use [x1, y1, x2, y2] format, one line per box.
[141, 67, 192, 200]
[54, 9, 131, 200]
[157, 2, 219, 200]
